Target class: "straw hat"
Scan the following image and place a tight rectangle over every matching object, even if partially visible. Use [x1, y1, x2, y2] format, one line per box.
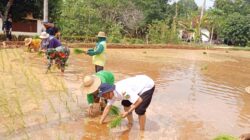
[39, 31, 49, 39]
[245, 86, 250, 94]
[24, 38, 32, 46]
[82, 75, 101, 93]
[97, 31, 106, 38]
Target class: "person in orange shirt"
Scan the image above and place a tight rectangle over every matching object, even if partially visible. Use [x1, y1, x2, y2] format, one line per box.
[24, 38, 41, 52]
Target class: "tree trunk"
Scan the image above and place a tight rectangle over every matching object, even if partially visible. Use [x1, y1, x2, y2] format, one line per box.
[210, 26, 214, 44]
[44, 0, 48, 22]
[3, 0, 14, 21]
[197, 0, 206, 43]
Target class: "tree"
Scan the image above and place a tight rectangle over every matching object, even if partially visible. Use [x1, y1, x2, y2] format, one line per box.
[202, 8, 224, 43]
[3, 0, 14, 21]
[221, 13, 250, 46]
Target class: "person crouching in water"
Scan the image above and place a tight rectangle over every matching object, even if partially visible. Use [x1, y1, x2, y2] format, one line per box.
[82, 70, 115, 116]
[39, 31, 70, 73]
[98, 75, 155, 130]
[86, 31, 107, 73]
[24, 38, 41, 52]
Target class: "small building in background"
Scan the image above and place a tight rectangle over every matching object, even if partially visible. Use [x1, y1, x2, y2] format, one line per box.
[0, 13, 44, 37]
[201, 28, 210, 43]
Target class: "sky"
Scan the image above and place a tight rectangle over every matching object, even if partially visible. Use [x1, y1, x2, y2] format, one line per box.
[194, 0, 215, 9]
[169, 0, 215, 9]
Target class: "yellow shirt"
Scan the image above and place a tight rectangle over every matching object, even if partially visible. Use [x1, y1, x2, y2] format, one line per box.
[30, 39, 41, 51]
[93, 41, 106, 66]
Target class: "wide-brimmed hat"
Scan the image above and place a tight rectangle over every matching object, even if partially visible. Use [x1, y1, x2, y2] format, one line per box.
[39, 31, 49, 39]
[24, 38, 32, 46]
[82, 75, 101, 93]
[98, 83, 115, 97]
[97, 31, 106, 38]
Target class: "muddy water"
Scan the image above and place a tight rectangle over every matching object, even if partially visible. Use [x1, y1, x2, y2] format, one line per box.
[0, 48, 250, 140]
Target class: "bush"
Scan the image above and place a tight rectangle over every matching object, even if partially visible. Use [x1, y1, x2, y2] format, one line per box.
[147, 20, 180, 44]
[108, 23, 123, 43]
[18, 35, 32, 41]
[247, 41, 250, 47]
[0, 33, 18, 41]
[62, 36, 96, 43]
[120, 37, 145, 44]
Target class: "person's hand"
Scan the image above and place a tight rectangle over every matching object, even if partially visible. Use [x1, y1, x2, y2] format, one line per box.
[121, 111, 129, 118]
[88, 105, 94, 116]
[239, 133, 250, 140]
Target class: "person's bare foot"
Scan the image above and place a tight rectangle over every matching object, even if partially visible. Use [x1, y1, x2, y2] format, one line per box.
[127, 122, 133, 129]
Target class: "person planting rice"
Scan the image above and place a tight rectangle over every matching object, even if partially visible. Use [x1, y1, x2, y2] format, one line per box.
[82, 70, 114, 116]
[86, 31, 107, 73]
[98, 75, 155, 130]
[39, 31, 70, 72]
[24, 38, 41, 52]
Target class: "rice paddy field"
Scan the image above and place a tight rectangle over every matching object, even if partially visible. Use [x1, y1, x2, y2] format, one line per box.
[0, 46, 250, 140]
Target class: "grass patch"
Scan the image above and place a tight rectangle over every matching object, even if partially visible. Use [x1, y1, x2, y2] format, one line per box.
[213, 134, 237, 140]
[229, 47, 250, 51]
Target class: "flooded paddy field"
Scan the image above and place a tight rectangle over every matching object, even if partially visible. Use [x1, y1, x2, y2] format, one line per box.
[0, 47, 250, 140]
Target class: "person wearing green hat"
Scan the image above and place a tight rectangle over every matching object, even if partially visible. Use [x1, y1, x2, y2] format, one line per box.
[86, 31, 107, 73]
[82, 70, 114, 116]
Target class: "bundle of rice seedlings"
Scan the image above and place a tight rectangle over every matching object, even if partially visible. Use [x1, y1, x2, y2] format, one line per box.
[109, 105, 120, 116]
[108, 105, 123, 128]
[37, 51, 43, 56]
[108, 116, 123, 129]
[213, 134, 237, 140]
[74, 48, 86, 54]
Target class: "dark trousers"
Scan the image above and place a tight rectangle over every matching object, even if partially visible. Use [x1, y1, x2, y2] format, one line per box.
[5, 30, 12, 41]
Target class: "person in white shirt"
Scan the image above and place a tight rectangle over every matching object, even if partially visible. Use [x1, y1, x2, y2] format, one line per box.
[98, 75, 155, 130]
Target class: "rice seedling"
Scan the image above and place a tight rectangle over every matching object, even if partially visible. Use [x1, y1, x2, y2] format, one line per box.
[108, 105, 123, 129]
[108, 116, 123, 129]
[0, 50, 5, 71]
[13, 94, 24, 116]
[44, 114, 48, 123]
[47, 98, 57, 113]
[37, 51, 43, 57]
[109, 105, 120, 116]
[3, 123, 14, 135]
[213, 134, 237, 140]
[73, 48, 86, 54]
[58, 112, 62, 123]
[65, 101, 71, 113]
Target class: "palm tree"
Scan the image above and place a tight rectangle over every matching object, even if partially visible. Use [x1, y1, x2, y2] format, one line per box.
[4, 0, 14, 21]
[195, 0, 206, 42]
